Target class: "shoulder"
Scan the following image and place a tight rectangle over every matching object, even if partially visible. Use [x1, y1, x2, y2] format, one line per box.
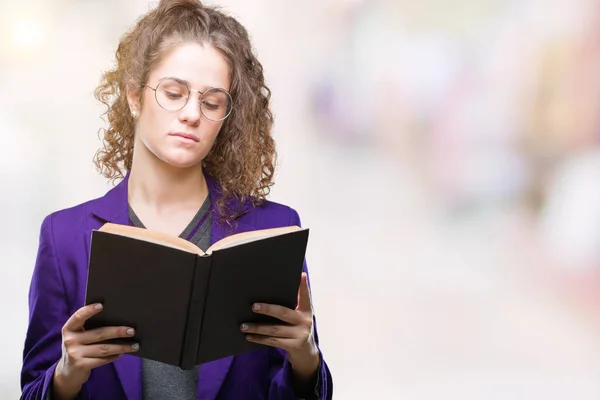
[244, 198, 303, 229]
[38, 195, 103, 241]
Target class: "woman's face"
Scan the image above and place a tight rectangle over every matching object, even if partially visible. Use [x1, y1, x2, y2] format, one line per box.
[128, 41, 231, 169]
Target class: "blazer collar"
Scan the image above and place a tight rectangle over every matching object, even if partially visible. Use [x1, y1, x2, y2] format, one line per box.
[85, 169, 253, 400]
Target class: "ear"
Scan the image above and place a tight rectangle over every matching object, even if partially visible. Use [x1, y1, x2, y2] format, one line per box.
[126, 84, 141, 118]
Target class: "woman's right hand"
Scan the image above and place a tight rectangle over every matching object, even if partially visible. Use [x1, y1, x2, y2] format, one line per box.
[52, 303, 139, 400]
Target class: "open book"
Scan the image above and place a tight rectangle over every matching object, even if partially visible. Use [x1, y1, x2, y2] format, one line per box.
[83, 222, 309, 369]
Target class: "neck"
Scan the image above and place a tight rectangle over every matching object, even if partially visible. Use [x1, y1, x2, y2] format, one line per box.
[128, 145, 208, 213]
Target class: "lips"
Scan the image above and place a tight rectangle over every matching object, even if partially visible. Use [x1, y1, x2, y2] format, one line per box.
[169, 132, 199, 142]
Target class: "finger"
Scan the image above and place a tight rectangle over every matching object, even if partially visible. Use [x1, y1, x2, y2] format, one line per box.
[245, 334, 296, 350]
[63, 304, 104, 332]
[297, 272, 312, 312]
[252, 303, 302, 325]
[240, 323, 295, 338]
[78, 326, 136, 345]
[81, 342, 139, 359]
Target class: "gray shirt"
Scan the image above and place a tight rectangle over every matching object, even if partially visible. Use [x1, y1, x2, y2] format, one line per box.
[128, 196, 212, 400]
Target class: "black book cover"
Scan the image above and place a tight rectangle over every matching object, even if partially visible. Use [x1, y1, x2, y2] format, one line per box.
[84, 227, 309, 369]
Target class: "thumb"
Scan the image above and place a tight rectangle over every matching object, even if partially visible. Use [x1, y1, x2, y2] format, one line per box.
[297, 272, 312, 312]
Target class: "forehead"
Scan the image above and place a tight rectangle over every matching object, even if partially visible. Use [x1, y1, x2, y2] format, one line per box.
[148, 42, 230, 91]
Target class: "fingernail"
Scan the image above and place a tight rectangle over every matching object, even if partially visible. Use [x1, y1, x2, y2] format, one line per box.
[127, 328, 135, 336]
[252, 303, 261, 311]
[94, 304, 103, 310]
[241, 323, 249, 331]
[132, 343, 139, 350]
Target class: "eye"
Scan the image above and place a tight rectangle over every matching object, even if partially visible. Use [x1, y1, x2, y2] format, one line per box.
[202, 101, 219, 110]
[165, 91, 185, 100]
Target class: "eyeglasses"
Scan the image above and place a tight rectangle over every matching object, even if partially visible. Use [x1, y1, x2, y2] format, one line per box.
[142, 77, 233, 122]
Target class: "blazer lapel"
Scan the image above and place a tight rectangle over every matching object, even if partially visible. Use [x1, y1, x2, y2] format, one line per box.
[113, 356, 143, 400]
[84, 173, 130, 263]
[84, 173, 143, 400]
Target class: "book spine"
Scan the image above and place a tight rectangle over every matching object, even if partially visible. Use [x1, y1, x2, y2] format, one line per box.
[195, 253, 215, 365]
[179, 255, 211, 369]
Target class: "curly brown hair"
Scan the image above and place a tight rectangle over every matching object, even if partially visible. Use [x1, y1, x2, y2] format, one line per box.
[93, 0, 276, 222]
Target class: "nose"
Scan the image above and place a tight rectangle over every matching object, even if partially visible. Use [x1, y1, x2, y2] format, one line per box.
[178, 94, 202, 126]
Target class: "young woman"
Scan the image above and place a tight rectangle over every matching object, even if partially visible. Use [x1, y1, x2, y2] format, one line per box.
[19, 1, 332, 399]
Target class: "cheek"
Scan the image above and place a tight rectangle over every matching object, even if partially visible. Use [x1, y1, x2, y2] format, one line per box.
[136, 119, 158, 146]
[138, 110, 168, 139]
[134, 115, 167, 156]
[201, 123, 223, 146]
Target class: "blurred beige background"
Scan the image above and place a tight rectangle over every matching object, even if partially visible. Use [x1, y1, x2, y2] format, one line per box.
[2, 0, 600, 398]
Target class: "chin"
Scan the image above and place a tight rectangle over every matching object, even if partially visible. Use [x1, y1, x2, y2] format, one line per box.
[164, 158, 204, 169]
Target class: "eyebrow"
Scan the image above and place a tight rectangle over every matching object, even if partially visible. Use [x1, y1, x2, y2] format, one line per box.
[161, 76, 222, 92]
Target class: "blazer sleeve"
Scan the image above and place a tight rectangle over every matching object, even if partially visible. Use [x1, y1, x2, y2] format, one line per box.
[20, 215, 81, 400]
[267, 208, 333, 400]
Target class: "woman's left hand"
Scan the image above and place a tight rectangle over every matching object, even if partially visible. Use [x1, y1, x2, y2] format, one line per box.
[241, 272, 320, 380]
